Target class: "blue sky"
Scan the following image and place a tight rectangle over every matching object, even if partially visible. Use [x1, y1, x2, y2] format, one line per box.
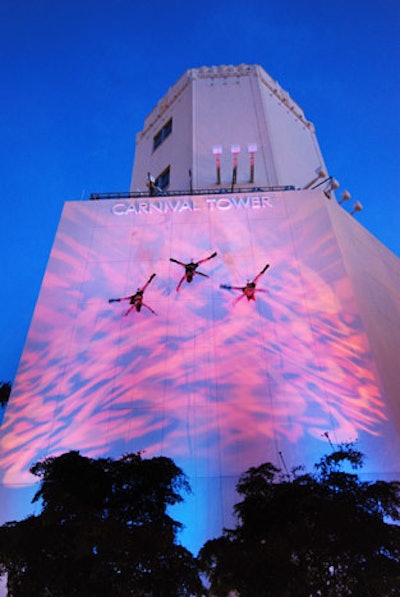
[0, 0, 399, 384]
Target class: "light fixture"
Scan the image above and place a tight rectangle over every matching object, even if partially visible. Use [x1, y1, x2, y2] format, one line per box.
[230, 145, 240, 191]
[350, 201, 363, 215]
[303, 167, 327, 189]
[248, 143, 257, 183]
[311, 175, 339, 198]
[339, 190, 351, 204]
[322, 431, 334, 449]
[324, 178, 339, 198]
[188, 169, 193, 194]
[212, 146, 223, 185]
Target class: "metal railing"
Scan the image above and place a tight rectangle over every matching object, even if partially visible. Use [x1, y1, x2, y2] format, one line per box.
[89, 185, 295, 201]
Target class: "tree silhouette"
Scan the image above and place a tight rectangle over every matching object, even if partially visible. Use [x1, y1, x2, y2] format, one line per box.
[199, 443, 400, 596]
[0, 381, 11, 408]
[0, 451, 203, 596]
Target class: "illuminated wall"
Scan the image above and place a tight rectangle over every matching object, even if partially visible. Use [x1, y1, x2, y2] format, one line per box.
[1, 189, 400, 553]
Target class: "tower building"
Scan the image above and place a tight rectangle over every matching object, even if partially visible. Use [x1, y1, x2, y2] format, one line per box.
[1, 65, 399, 555]
[130, 64, 326, 192]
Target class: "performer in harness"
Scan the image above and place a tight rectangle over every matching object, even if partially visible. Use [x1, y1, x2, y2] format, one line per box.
[108, 273, 157, 316]
[220, 264, 270, 305]
[170, 252, 217, 292]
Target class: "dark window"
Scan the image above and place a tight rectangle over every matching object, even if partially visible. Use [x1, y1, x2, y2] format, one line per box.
[153, 118, 172, 151]
[156, 166, 170, 190]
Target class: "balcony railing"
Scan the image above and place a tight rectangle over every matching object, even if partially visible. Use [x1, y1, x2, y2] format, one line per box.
[89, 185, 295, 201]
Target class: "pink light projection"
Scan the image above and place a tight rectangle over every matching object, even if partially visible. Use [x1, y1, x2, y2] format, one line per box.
[0, 189, 396, 552]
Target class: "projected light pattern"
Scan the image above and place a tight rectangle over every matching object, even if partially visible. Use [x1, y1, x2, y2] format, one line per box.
[0, 190, 393, 552]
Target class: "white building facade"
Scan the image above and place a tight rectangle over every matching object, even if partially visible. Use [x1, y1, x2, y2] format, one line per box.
[131, 64, 327, 193]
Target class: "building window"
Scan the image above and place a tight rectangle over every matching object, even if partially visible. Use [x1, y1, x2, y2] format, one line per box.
[156, 166, 170, 191]
[153, 118, 173, 151]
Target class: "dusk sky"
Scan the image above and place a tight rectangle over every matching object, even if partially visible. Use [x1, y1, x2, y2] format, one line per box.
[1, 0, 399, 384]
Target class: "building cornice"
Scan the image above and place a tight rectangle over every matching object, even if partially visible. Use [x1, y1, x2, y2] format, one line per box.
[139, 64, 313, 139]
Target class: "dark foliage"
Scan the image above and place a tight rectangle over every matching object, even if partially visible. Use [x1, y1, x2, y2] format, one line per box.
[199, 444, 400, 596]
[0, 381, 11, 408]
[0, 451, 203, 596]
